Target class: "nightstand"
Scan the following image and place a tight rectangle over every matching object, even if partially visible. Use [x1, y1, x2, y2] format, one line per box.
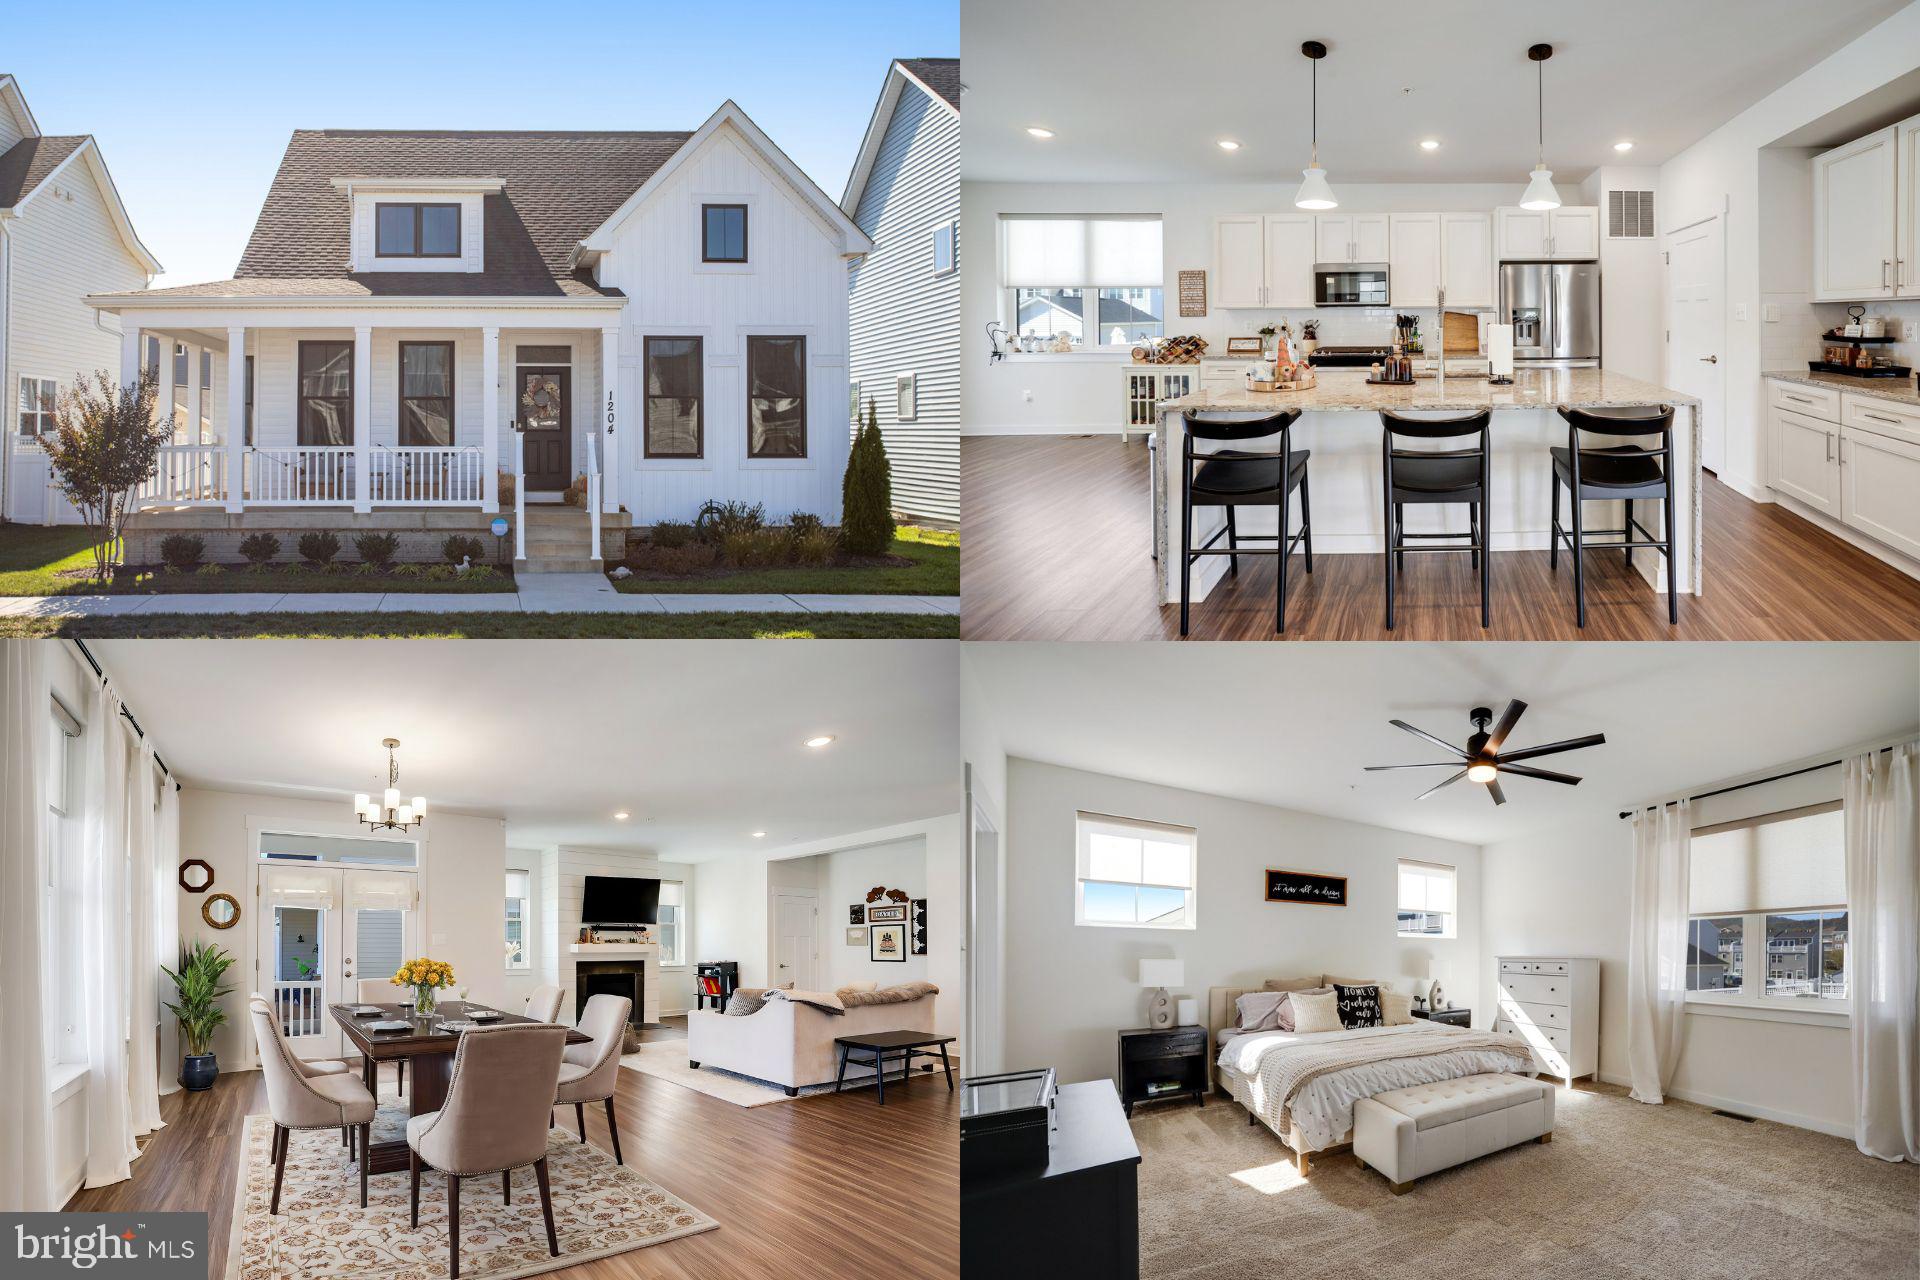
[1117, 1026, 1208, 1117]
[1414, 1006, 1471, 1027]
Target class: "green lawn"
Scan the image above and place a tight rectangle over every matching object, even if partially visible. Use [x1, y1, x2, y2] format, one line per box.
[0, 525, 104, 595]
[0, 610, 959, 640]
[615, 527, 958, 596]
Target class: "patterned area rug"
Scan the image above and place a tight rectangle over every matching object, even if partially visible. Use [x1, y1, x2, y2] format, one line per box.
[225, 1094, 717, 1279]
[619, 1039, 934, 1107]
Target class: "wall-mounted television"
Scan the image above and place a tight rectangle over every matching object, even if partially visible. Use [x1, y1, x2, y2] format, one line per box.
[580, 875, 661, 926]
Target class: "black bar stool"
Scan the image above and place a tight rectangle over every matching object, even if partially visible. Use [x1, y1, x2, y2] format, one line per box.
[1550, 404, 1678, 628]
[1179, 410, 1312, 635]
[1379, 409, 1492, 631]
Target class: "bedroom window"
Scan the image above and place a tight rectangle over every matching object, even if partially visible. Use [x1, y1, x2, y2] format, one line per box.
[1396, 861, 1456, 938]
[505, 870, 531, 972]
[1686, 801, 1847, 1007]
[1074, 812, 1196, 930]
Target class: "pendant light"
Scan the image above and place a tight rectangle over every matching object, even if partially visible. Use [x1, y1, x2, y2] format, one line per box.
[1294, 41, 1337, 210]
[1519, 43, 1561, 211]
[354, 737, 426, 833]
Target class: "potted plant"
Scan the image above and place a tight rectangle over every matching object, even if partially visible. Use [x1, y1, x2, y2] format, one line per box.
[162, 940, 237, 1091]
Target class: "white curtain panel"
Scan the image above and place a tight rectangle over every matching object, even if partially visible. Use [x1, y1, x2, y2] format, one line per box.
[78, 683, 136, 1188]
[124, 738, 164, 1138]
[156, 780, 181, 1094]
[0, 642, 55, 1211]
[1845, 741, 1919, 1162]
[1626, 800, 1691, 1105]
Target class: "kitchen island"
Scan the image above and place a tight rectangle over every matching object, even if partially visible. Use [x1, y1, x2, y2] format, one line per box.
[1152, 366, 1702, 609]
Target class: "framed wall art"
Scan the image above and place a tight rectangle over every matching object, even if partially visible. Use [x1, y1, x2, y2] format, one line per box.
[869, 923, 907, 962]
[845, 927, 868, 947]
[867, 904, 908, 924]
[1263, 868, 1348, 906]
[910, 898, 927, 956]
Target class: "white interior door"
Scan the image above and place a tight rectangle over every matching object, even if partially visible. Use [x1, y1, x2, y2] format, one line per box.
[771, 890, 819, 991]
[1666, 217, 1726, 474]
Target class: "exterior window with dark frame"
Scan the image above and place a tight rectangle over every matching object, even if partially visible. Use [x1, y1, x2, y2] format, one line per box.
[746, 335, 806, 459]
[398, 342, 455, 446]
[297, 341, 354, 445]
[644, 336, 703, 458]
[375, 203, 461, 258]
[702, 204, 748, 263]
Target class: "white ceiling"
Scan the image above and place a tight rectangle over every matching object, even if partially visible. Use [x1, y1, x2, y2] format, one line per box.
[93, 641, 958, 862]
[962, 643, 1919, 847]
[962, 0, 1911, 184]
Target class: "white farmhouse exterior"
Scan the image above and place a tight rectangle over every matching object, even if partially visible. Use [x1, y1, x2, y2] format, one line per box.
[0, 74, 161, 525]
[84, 101, 872, 568]
[843, 58, 960, 527]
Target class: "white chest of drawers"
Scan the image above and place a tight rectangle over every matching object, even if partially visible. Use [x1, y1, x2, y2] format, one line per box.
[1494, 956, 1599, 1087]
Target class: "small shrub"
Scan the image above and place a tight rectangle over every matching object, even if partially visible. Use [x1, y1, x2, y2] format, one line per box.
[423, 564, 457, 581]
[459, 564, 495, 580]
[297, 531, 341, 567]
[650, 520, 695, 550]
[841, 397, 896, 556]
[349, 562, 381, 577]
[159, 534, 206, 572]
[194, 563, 226, 577]
[787, 512, 824, 539]
[791, 528, 837, 566]
[694, 498, 765, 544]
[441, 534, 484, 566]
[391, 563, 427, 579]
[238, 533, 281, 567]
[354, 531, 399, 569]
[721, 527, 791, 569]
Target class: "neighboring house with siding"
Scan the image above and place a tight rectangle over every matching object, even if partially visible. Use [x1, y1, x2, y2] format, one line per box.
[0, 74, 161, 525]
[85, 101, 872, 570]
[842, 58, 960, 527]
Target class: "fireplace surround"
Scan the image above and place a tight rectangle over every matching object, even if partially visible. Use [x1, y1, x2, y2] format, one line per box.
[574, 959, 646, 1026]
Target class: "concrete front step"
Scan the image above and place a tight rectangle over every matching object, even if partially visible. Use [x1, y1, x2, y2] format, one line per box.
[515, 556, 604, 574]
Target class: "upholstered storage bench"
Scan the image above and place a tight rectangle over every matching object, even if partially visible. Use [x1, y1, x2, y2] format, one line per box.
[1352, 1072, 1554, 1194]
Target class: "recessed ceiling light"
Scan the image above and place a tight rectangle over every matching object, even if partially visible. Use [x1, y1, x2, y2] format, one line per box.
[1217, 139, 1240, 151]
[1025, 126, 1054, 139]
[1419, 139, 1441, 151]
[613, 811, 630, 821]
[1614, 140, 1634, 152]
[751, 831, 767, 839]
[804, 735, 836, 749]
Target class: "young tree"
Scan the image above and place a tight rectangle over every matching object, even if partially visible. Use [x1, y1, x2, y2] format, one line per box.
[841, 396, 896, 556]
[41, 367, 167, 583]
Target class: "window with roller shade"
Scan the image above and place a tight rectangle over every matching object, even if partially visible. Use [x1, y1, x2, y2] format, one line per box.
[1000, 216, 1163, 350]
[505, 870, 531, 971]
[1074, 811, 1196, 929]
[1685, 802, 1847, 1005]
[1396, 861, 1457, 938]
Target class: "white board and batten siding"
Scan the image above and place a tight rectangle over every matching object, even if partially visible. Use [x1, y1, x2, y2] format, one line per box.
[848, 79, 960, 526]
[541, 847, 697, 1022]
[595, 123, 852, 525]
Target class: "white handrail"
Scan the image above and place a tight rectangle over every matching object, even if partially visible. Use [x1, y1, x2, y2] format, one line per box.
[586, 433, 603, 564]
[513, 428, 526, 563]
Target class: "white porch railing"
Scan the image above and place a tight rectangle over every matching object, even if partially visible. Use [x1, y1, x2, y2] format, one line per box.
[248, 446, 357, 506]
[271, 980, 326, 1037]
[586, 434, 602, 563]
[369, 446, 485, 506]
[513, 430, 527, 562]
[135, 445, 229, 506]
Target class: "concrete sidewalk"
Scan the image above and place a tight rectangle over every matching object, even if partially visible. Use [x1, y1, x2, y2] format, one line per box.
[0, 573, 960, 619]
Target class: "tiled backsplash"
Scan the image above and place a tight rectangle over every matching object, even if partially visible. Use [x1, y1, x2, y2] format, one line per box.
[1215, 306, 1486, 349]
[1765, 297, 1920, 373]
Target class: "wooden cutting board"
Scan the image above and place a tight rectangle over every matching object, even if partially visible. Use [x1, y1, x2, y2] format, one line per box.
[1443, 311, 1481, 354]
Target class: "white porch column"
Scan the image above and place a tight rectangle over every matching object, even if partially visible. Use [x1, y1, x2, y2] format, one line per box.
[226, 328, 246, 513]
[119, 324, 141, 392]
[481, 326, 501, 513]
[352, 325, 372, 513]
[184, 342, 202, 444]
[600, 325, 620, 514]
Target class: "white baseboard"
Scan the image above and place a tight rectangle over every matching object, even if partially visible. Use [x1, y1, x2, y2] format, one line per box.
[1711, 470, 1772, 503]
[1594, 1071, 1853, 1139]
[1768, 493, 1920, 579]
[961, 424, 1131, 438]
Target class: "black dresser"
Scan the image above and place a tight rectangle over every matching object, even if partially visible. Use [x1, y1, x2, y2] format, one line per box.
[962, 1079, 1141, 1279]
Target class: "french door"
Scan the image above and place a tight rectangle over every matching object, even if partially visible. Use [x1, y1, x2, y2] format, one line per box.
[259, 865, 417, 1060]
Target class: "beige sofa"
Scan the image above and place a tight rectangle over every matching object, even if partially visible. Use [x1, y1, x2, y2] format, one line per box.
[686, 990, 937, 1095]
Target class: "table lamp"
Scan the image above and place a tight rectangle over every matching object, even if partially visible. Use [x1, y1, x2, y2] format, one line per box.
[1139, 958, 1184, 1030]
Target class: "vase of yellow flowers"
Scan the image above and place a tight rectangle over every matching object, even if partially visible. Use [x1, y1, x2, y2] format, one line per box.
[394, 957, 455, 1018]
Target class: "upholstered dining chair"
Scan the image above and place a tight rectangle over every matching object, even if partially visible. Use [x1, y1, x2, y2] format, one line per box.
[407, 1022, 569, 1279]
[247, 994, 377, 1213]
[554, 993, 632, 1164]
[356, 978, 407, 1096]
[523, 985, 565, 1023]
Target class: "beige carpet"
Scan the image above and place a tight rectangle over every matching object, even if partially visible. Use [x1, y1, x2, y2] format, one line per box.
[1131, 1081, 1919, 1280]
[226, 1096, 717, 1279]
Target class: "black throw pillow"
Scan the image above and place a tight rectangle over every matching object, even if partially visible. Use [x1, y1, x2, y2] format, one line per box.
[1333, 983, 1383, 1029]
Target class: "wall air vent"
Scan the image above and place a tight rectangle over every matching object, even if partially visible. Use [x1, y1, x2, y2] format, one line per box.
[1608, 190, 1655, 239]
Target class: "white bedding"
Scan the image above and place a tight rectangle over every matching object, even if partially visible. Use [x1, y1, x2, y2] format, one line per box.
[1217, 1021, 1538, 1153]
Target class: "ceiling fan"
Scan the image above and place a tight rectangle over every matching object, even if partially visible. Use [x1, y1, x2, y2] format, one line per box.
[1365, 701, 1604, 806]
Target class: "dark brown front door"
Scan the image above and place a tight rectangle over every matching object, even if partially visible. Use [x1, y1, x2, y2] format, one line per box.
[518, 368, 571, 491]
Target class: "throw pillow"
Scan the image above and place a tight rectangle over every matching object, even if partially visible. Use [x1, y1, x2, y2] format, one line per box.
[1333, 983, 1384, 1029]
[725, 989, 769, 1017]
[1275, 986, 1333, 1032]
[1235, 990, 1288, 1031]
[1261, 975, 1326, 993]
[1289, 989, 1343, 1034]
[1381, 991, 1415, 1026]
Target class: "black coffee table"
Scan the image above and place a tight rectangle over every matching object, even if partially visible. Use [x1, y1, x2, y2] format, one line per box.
[833, 1030, 956, 1105]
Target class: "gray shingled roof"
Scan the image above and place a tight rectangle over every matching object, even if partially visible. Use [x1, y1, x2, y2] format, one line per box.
[898, 58, 960, 110]
[0, 134, 87, 208]
[219, 129, 694, 298]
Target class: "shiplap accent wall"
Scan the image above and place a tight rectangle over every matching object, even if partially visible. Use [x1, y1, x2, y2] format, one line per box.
[848, 77, 960, 525]
[538, 846, 696, 1020]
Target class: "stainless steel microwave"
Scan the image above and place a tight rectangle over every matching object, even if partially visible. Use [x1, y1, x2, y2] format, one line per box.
[1315, 263, 1389, 307]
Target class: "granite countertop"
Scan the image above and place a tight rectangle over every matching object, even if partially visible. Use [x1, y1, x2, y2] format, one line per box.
[1159, 366, 1699, 414]
[1764, 369, 1920, 408]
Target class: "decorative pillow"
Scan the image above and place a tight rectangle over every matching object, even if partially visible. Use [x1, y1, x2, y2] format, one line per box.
[1288, 989, 1343, 1034]
[1274, 986, 1334, 1032]
[1261, 975, 1326, 994]
[1235, 990, 1288, 1031]
[724, 989, 769, 1017]
[1333, 983, 1384, 1029]
[1380, 991, 1415, 1026]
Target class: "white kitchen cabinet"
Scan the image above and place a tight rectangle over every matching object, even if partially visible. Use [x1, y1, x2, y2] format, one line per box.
[1841, 424, 1920, 560]
[1440, 213, 1494, 308]
[1214, 215, 1267, 309]
[1495, 207, 1548, 259]
[1548, 206, 1600, 259]
[1770, 404, 1842, 517]
[1495, 206, 1599, 260]
[1814, 124, 1898, 300]
[1264, 214, 1316, 307]
[1896, 117, 1920, 297]
[1315, 214, 1388, 263]
[1388, 213, 1441, 307]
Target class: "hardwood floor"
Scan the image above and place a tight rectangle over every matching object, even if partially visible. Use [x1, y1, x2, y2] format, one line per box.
[67, 1018, 957, 1280]
[960, 434, 1920, 640]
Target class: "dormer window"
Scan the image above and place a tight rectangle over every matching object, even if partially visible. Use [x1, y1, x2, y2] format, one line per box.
[702, 204, 748, 263]
[376, 203, 461, 258]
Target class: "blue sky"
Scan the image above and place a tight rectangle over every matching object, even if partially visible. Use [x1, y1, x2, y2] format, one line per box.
[9, 0, 956, 287]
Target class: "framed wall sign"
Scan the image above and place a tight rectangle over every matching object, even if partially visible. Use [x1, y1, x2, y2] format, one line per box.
[1263, 868, 1348, 906]
[1178, 269, 1207, 317]
[845, 927, 868, 947]
[849, 904, 865, 925]
[866, 904, 908, 924]
[869, 923, 907, 962]
[910, 898, 928, 956]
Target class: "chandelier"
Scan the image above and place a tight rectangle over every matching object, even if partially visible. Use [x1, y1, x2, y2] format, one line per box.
[354, 738, 425, 832]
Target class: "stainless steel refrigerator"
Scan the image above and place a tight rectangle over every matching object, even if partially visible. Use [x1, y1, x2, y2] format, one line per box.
[1498, 261, 1601, 364]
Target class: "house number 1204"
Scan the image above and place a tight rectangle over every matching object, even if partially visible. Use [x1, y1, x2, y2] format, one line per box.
[605, 391, 616, 434]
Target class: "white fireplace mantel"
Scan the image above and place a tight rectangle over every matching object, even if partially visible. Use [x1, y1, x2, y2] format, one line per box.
[566, 943, 660, 958]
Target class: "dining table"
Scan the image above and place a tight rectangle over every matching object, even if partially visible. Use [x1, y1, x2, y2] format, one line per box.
[329, 1000, 591, 1174]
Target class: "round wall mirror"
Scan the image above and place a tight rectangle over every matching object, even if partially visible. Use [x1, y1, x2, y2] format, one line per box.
[202, 892, 240, 930]
[178, 859, 214, 893]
